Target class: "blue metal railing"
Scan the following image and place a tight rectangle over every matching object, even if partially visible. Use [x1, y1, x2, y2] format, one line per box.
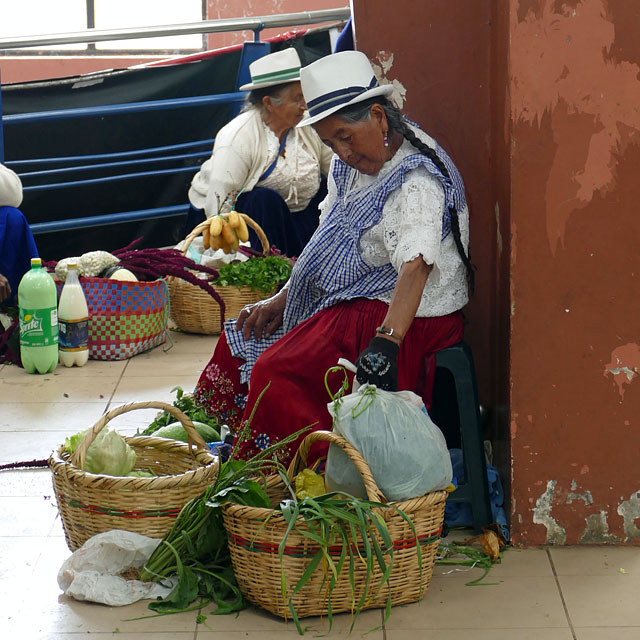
[2, 91, 246, 125]
[18, 152, 207, 181]
[1, 93, 245, 232]
[30, 205, 188, 234]
[23, 166, 203, 193]
[7, 139, 214, 167]
[0, 86, 250, 235]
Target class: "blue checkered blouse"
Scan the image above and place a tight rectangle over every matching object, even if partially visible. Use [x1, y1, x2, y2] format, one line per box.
[226, 138, 466, 383]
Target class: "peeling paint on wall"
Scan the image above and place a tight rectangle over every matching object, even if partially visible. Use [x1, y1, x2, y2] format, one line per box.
[603, 343, 640, 399]
[371, 51, 407, 109]
[579, 511, 621, 544]
[566, 480, 593, 505]
[617, 490, 640, 541]
[511, 0, 640, 253]
[532, 480, 567, 544]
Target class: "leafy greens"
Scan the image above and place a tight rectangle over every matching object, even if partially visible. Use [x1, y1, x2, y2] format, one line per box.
[139, 386, 221, 437]
[213, 255, 292, 293]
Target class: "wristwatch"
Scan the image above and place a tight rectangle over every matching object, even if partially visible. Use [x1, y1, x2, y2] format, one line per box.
[376, 325, 402, 341]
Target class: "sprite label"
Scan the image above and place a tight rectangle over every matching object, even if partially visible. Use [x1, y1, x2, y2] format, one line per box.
[19, 307, 59, 348]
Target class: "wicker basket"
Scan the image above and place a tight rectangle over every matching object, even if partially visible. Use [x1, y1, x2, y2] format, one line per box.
[222, 430, 446, 619]
[49, 401, 219, 551]
[168, 215, 273, 335]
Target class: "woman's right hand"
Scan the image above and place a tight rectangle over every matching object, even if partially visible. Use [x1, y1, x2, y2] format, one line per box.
[235, 287, 288, 341]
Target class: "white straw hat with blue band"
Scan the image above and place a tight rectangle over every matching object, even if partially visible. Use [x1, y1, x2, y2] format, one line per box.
[239, 48, 301, 91]
[298, 51, 394, 127]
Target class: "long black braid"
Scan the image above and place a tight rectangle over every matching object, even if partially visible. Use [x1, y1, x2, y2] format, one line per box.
[336, 97, 476, 294]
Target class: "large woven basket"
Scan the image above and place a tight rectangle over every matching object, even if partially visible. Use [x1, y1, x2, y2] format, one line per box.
[222, 430, 446, 619]
[54, 277, 169, 360]
[168, 215, 273, 335]
[49, 401, 219, 551]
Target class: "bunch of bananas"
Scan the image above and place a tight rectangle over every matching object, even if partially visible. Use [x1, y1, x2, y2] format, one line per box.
[202, 211, 250, 254]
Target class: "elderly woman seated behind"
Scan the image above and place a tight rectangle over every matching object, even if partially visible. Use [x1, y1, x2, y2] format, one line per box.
[0, 163, 38, 305]
[187, 48, 333, 257]
[193, 51, 474, 467]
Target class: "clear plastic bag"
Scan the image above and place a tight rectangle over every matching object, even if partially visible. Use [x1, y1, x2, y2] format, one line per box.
[325, 380, 453, 502]
[57, 529, 175, 606]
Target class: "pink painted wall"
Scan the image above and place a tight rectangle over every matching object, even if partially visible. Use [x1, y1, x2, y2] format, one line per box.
[354, 0, 640, 546]
[508, 0, 640, 545]
[0, 57, 162, 85]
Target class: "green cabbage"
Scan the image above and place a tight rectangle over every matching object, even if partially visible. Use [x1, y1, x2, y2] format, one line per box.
[64, 430, 88, 455]
[153, 421, 220, 443]
[82, 428, 137, 476]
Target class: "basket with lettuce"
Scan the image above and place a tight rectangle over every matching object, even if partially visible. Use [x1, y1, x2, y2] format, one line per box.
[48, 400, 219, 551]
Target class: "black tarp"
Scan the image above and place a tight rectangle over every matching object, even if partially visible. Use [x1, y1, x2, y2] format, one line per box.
[1, 29, 333, 260]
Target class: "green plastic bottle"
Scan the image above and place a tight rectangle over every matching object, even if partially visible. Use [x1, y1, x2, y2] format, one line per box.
[18, 258, 59, 374]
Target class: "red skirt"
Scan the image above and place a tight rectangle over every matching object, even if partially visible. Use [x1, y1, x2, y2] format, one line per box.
[194, 298, 463, 467]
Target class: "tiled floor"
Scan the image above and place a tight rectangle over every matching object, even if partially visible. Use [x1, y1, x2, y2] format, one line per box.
[1, 330, 638, 639]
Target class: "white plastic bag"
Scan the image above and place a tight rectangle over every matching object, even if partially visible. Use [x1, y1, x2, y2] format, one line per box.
[325, 385, 453, 502]
[57, 529, 175, 606]
[174, 236, 250, 269]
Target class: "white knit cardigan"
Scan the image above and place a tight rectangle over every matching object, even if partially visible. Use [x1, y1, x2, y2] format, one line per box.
[188, 107, 333, 216]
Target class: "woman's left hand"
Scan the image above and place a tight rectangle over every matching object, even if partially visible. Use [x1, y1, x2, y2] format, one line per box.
[355, 336, 400, 391]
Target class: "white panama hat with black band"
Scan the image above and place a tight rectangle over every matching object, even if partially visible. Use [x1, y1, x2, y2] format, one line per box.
[239, 48, 302, 91]
[298, 51, 394, 127]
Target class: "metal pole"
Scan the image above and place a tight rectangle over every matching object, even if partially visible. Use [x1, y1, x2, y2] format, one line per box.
[0, 8, 350, 50]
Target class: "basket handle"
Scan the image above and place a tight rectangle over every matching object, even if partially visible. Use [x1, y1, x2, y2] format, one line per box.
[287, 430, 387, 503]
[71, 400, 207, 469]
[181, 213, 270, 257]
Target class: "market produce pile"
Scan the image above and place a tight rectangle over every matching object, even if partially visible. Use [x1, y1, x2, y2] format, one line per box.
[47, 386, 507, 634]
[44, 238, 293, 318]
[137, 424, 413, 633]
[44, 240, 226, 311]
[214, 254, 293, 293]
[138, 386, 222, 442]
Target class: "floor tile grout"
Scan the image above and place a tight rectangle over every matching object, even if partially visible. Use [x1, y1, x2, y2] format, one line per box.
[546, 547, 577, 640]
[105, 357, 131, 412]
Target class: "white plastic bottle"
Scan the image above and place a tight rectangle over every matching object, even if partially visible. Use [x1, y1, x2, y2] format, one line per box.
[58, 263, 89, 367]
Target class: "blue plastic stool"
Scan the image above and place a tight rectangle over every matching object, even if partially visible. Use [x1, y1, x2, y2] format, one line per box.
[432, 341, 493, 533]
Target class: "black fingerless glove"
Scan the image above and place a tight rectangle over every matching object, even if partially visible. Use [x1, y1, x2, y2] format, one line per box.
[355, 336, 400, 391]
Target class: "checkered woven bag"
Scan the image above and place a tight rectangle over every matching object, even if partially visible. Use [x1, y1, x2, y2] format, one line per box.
[56, 277, 168, 360]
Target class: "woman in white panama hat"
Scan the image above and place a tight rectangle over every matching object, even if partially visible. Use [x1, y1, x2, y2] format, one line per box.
[187, 47, 333, 257]
[194, 50, 473, 467]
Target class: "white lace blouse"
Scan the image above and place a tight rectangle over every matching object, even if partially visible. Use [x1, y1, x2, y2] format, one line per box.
[320, 131, 469, 317]
[258, 121, 322, 213]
